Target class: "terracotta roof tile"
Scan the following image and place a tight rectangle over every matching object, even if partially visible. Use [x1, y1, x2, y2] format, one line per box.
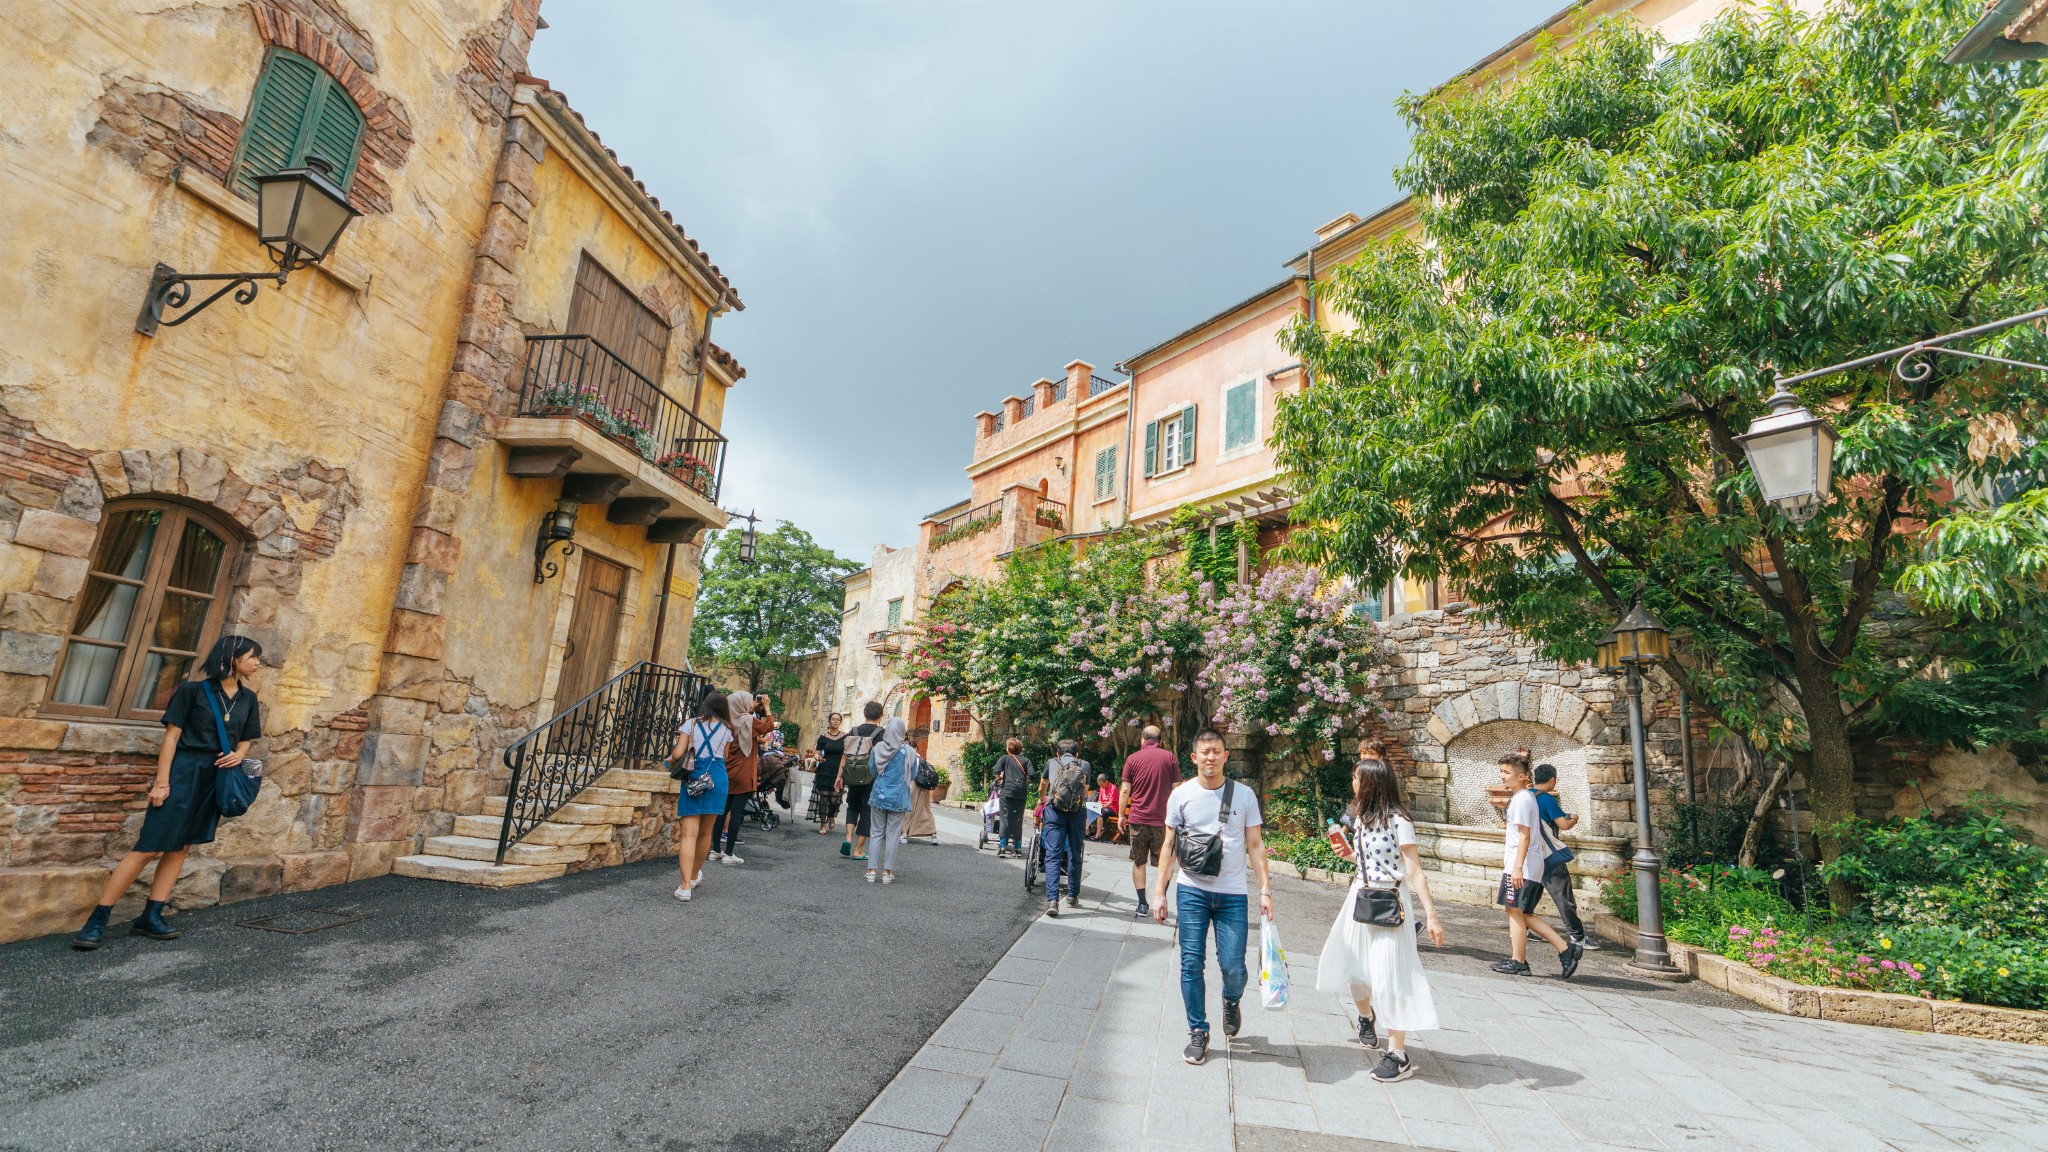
[707, 341, 745, 380]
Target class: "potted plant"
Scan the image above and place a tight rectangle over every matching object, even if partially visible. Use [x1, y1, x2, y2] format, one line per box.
[932, 766, 951, 802]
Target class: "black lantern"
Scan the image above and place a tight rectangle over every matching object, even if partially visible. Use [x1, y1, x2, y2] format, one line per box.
[1594, 600, 1671, 671]
[1735, 383, 1837, 523]
[533, 499, 579, 584]
[735, 511, 760, 564]
[253, 156, 359, 269]
[1593, 597, 1684, 979]
[137, 154, 361, 335]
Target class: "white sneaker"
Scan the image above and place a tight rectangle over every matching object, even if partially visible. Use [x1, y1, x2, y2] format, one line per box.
[881, 872, 895, 884]
[674, 886, 691, 903]
[865, 870, 878, 883]
[919, 835, 940, 845]
[720, 853, 744, 865]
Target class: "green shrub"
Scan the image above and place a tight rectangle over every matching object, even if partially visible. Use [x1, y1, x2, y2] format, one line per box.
[1659, 792, 1779, 872]
[961, 740, 998, 794]
[1263, 830, 1356, 875]
[1822, 799, 2048, 941]
[1865, 925, 2048, 1010]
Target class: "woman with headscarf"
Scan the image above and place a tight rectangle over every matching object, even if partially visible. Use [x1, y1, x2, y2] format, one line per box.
[711, 690, 762, 866]
[901, 723, 940, 846]
[864, 717, 924, 884]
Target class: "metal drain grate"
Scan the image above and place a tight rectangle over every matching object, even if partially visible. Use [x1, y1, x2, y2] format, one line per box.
[239, 908, 367, 935]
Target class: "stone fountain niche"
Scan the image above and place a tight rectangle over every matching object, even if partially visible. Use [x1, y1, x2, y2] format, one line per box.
[1446, 720, 1593, 829]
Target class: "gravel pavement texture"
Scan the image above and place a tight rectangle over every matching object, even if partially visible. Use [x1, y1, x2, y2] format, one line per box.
[0, 815, 1038, 1152]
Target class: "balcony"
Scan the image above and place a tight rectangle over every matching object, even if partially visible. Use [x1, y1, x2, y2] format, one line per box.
[866, 629, 902, 655]
[499, 335, 728, 528]
[1034, 497, 1067, 531]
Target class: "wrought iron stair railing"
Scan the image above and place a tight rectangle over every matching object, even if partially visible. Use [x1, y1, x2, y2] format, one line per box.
[496, 661, 710, 864]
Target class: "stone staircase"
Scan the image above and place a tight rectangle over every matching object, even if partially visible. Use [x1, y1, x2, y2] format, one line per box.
[393, 767, 679, 887]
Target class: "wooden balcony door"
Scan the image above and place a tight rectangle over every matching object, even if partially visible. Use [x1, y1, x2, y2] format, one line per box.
[567, 253, 672, 448]
[556, 554, 627, 719]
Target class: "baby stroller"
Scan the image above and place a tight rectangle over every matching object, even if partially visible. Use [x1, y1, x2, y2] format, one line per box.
[977, 793, 1002, 851]
[745, 751, 795, 832]
[1024, 800, 1047, 891]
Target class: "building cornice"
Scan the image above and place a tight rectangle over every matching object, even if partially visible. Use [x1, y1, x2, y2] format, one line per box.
[964, 393, 1128, 479]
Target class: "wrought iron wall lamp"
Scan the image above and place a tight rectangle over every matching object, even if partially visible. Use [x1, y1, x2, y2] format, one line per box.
[534, 499, 579, 584]
[136, 155, 360, 335]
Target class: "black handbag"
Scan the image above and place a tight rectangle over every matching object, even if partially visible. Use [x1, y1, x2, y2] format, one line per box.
[1348, 820, 1405, 927]
[1174, 781, 1236, 877]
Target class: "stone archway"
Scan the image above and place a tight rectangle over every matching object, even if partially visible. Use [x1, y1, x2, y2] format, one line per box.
[1445, 721, 1593, 829]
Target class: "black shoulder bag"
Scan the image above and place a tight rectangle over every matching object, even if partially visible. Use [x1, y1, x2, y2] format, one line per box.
[1350, 818, 1405, 928]
[1174, 781, 1236, 877]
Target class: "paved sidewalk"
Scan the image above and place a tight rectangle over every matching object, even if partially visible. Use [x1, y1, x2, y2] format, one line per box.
[838, 806, 2048, 1152]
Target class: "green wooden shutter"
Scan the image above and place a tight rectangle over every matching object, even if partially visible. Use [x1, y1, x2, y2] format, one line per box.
[1142, 421, 1158, 477]
[235, 52, 320, 197]
[1224, 383, 1255, 451]
[234, 50, 364, 197]
[307, 82, 365, 186]
[1093, 447, 1113, 501]
[1181, 405, 1197, 466]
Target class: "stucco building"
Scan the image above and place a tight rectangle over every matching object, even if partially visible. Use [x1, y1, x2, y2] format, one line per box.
[0, 0, 743, 942]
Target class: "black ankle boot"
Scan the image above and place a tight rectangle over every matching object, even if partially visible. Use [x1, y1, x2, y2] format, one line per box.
[129, 900, 182, 940]
[71, 905, 114, 951]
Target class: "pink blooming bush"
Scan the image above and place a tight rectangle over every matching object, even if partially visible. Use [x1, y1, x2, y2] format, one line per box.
[1724, 925, 1927, 995]
[1198, 564, 1387, 766]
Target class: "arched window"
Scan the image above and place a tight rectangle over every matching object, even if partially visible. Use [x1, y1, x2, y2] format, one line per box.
[46, 502, 241, 722]
[230, 48, 365, 198]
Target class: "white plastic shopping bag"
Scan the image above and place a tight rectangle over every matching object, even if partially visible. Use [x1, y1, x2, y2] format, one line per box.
[1259, 917, 1289, 1010]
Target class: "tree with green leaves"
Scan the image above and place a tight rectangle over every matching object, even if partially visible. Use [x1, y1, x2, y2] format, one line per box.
[689, 521, 857, 695]
[1274, 0, 2048, 909]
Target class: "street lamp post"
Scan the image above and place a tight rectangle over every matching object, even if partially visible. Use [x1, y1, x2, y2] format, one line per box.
[1596, 600, 1685, 978]
[734, 510, 760, 563]
[1734, 382, 1838, 523]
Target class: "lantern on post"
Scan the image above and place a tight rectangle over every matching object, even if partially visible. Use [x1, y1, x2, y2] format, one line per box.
[735, 511, 760, 564]
[1735, 382, 1837, 523]
[137, 155, 360, 335]
[1595, 598, 1684, 979]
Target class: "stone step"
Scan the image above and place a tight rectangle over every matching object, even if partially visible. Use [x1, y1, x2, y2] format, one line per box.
[595, 767, 680, 794]
[569, 786, 643, 808]
[487, 798, 635, 825]
[392, 854, 566, 887]
[422, 834, 591, 867]
[453, 814, 612, 846]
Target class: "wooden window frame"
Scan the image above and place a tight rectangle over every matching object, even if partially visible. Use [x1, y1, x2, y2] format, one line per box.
[43, 501, 242, 724]
[229, 47, 366, 197]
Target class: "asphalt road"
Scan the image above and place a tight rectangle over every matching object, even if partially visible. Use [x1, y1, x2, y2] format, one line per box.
[0, 815, 1039, 1152]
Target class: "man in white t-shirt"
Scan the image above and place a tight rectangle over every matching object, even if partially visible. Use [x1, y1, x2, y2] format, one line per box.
[1151, 729, 1271, 1066]
[1492, 753, 1581, 979]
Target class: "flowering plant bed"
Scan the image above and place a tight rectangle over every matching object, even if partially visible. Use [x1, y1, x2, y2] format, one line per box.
[1035, 507, 1064, 529]
[655, 450, 716, 498]
[930, 514, 998, 548]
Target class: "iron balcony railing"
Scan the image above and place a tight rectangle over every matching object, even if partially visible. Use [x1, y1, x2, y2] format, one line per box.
[496, 661, 710, 862]
[1034, 497, 1068, 529]
[931, 497, 1002, 537]
[1088, 373, 1121, 397]
[520, 334, 728, 504]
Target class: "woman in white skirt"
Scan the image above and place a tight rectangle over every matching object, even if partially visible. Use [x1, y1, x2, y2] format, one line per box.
[1316, 744, 1445, 1083]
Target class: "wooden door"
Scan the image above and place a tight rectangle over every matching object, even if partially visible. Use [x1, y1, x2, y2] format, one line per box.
[556, 554, 627, 713]
[910, 696, 932, 757]
[568, 253, 670, 384]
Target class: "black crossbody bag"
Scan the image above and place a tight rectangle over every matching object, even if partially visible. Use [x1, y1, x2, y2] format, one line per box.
[1349, 819, 1405, 928]
[1174, 781, 1236, 877]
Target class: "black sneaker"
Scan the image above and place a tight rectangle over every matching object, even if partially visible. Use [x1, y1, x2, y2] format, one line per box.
[1222, 999, 1242, 1037]
[1066, 895, 1081, 909]
[1370, 1049, 1414, 1083]
[1134, 899, 1149, 919]
[1490, 958, 1531, 976]
[1357, 1014, 1379, 1050]
[1183, 1029, 1209, 1065]
[1045, 901, 1060, 919]
[1559, 940, 1583, 981]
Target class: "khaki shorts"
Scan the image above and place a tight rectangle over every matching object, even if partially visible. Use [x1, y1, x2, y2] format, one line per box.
[1127, 823, 1166, 865]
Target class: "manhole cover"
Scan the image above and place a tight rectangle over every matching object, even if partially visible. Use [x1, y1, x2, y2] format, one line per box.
[238, 908, 367, 935]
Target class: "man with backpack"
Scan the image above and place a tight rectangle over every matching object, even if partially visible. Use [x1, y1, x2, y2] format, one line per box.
[1039, 739, 1091, 917]
[837, 702, 885, 863]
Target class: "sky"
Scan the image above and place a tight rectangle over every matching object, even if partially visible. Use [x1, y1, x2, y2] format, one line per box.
[528, 0, 1567, 563]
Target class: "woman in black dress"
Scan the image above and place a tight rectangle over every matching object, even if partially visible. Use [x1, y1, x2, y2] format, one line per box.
[812, 712, 846, 833]
[72, 635, 263, 950]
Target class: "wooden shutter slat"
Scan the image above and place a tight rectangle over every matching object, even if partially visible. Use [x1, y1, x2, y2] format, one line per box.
[307, 79, 365, 188]
[1182, 405, 1198, 466]
[1142, 421, 1158, 478]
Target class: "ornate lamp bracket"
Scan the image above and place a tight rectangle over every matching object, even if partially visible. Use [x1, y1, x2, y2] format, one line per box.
[1777, 305, 2048, 389]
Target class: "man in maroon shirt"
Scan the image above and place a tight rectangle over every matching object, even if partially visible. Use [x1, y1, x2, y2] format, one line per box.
[1119, 725, 1182, 918]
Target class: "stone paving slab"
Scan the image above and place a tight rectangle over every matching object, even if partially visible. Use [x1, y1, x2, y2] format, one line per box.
[835, 806, 2048, 1152]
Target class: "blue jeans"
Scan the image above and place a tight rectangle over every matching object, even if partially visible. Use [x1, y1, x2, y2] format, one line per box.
[1176, 887, 1249, 1032]
[1042, 807, 1086, 900]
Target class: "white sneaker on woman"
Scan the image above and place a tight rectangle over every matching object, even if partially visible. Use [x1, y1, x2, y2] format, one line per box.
[865, 870, 878, 883]
[721, 853, 744, 865]
[674, 886, 691, 903]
